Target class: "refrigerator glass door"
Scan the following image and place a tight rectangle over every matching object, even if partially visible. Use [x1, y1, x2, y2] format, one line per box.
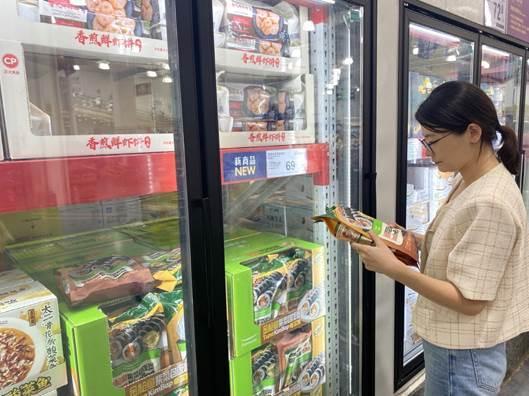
[480, 45, 523, 133]
[0, 1, 194, 395]
[404, 22, 475, 365]
[211, 1, 366, 395]
[523, 59, 529, 207]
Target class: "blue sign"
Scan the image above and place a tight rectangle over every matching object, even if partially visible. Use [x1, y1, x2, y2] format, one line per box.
[223, 151, 267, 182]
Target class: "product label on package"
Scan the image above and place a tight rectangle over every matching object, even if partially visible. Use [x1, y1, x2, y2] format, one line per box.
[124, 362, 187, 396]
[261, 311, 302, 342]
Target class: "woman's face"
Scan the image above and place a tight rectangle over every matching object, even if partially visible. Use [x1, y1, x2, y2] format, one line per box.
[421, 125, 480, 173]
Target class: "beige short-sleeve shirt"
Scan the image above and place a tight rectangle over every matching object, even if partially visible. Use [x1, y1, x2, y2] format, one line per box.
[412, 163, 529, 349]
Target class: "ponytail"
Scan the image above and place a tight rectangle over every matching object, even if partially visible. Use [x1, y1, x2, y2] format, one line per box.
[497, 124, 520, 175]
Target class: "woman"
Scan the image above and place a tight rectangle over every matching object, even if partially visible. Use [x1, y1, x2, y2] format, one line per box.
[352, 81, 529, 395]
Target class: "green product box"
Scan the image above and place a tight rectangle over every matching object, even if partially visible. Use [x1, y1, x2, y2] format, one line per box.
[230, 316, 326, 396]
[6, 230, 189, 396]
[58, 293, 188, 396]
[225, 233, 325, 358]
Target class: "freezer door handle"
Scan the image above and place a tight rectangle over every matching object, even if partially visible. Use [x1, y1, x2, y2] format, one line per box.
[521, 150, 526, 193]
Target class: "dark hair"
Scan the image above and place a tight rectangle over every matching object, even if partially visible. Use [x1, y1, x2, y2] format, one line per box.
[415, 81, 520, 175]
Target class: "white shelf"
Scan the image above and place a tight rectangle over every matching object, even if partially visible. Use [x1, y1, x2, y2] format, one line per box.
[215, 48, 308, 77]
[0, 2, 168, 62]
[219, 130, 315, 149]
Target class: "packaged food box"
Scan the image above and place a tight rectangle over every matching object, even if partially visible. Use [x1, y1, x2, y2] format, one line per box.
[6, 240, 188, 395]
[0, 278, 67, 396]
[314, 207, 419, 267]
[225, 232, 325, 357]
[57, 290, 188, 396]
[230, 316, 325, 396]
[222, 0, 300, 57]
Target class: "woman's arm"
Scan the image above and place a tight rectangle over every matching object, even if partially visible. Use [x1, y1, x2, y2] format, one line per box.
[352, 232, 486, 316]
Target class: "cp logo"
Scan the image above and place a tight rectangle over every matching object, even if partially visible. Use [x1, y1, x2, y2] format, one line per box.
[2, 54, 19, 69]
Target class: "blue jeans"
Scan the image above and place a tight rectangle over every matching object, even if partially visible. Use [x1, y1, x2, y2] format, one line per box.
[423, 340, 506, 395]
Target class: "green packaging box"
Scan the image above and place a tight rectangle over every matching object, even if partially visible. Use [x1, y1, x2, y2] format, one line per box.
[225, 232, 325, 358]
[6, 227, 189, 396]
[230, 316, 326, 396]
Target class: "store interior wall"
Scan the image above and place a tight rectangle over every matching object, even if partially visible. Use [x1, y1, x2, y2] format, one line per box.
[375, 0, 400, 394]
[419, 0, 484, 24]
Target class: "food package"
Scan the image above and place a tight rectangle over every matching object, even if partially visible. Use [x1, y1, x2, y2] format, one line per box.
[248, 319, 325, 396]
[39, 0, 87, 28]
[251, 344, 277, 395]
[86, 0, 137, 36]
[313, 207, 419, 267]
[0, 277, 67, 396]
[212, 0, 226, 47]
[217, 83, 234, 132]
[250, 260, 288, 324]
[139, 248, 182, 292]
[56, 256, 155, 306]
[108, 290, 186, 388]
[131, 0, 163, 39]
[222, 0, 300, 57]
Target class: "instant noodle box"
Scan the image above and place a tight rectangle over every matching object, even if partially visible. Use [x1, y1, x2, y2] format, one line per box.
[0, 276, 67, 396]
[229, 316, 326, 396]
[225, 232, 325, 357]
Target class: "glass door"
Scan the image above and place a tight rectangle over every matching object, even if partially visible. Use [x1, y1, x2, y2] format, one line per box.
[0, 1, 205, 395]
[209, 0, 371, 394]
[479, 39, 524, 138]
[522, 57, 529, 206]
[396, 10, 477, 389]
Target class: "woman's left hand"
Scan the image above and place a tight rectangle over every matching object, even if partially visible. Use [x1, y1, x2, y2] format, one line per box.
[351, 231, 406, 277]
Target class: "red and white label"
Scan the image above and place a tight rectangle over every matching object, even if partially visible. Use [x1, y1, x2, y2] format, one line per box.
[2, 54, 19, 69]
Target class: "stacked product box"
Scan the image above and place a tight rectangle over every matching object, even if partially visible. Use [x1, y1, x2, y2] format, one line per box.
[225, 232, 326, 395]
[6, 221, 188, 396]
[0, 269, 67, 396]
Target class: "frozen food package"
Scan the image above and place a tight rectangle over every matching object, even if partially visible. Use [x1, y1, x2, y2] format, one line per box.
[139, 248, 182, 292]
[313, 207, 419, 267]
[274, 328, 312, 391]
[39, 0, 86, 28]
[222, 0, 299, 57]
[273, 76, 305, 121]
[132, 0, 163, 39]
[86, 0, 136, 36]
[108, 293, 170, 388]
[108, 290, 186, 388]
[248, 256, 289, 324]
[56, 256, 155, 306]
[227, 83, 278, 120]
[252, 344, 277, 395]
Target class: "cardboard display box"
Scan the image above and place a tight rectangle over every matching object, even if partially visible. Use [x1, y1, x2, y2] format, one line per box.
[230, 317, 326, 396]
[225, 232, 325, 357]
[6, 222, 189, 396]
[0, 274, 67, 396]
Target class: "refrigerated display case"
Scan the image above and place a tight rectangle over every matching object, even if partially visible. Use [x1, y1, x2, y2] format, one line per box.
[395, 10, 478, 389]
[479, 40, 524, 135]
[0, 1, 228, 395]
[394, 7, 527, 391]
[207, 0, 375, 394]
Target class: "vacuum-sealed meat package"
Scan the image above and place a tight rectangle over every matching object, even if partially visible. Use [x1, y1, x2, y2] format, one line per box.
[313, 207, 419, 267]
[222, 0, 300, 57]
[57, 256, 155, 306]
[227, 83, 277, 120]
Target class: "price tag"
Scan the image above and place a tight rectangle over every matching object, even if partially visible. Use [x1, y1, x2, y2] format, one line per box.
[484, 0, 506, 33]
[266, 149, 308, 178]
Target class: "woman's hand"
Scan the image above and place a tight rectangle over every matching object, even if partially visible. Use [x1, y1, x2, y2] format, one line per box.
[351, 231, 407, 277]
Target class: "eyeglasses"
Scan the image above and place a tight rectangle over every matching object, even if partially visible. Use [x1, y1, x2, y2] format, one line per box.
[419, 133, 452, 153]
